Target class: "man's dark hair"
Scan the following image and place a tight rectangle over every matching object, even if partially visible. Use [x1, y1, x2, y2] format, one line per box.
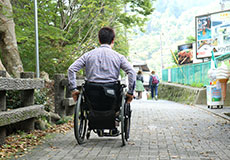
[98, 27, 115, 45]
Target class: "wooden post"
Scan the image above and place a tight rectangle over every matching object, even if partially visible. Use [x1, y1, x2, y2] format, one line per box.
[0, 71, 6, 145]
[0, 91, 6, 111]
[0, 70, 6, 77]
[0, 126, 6, 145]
[0, 71, 6, 111]
[54, 74, 65, 117]
[66, 85, 71, 98]
[17, 118, 35, 132]
[65, 81, 75, 116]
[20, 72, 34, 107]
[20, 72, 35, 132]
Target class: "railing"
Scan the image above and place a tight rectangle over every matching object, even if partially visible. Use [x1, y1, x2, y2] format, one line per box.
[162, 62, 211, 85]
[162, 52, 230, 85]
[54, 74, 84, 117]
[0, 71, 45, 144]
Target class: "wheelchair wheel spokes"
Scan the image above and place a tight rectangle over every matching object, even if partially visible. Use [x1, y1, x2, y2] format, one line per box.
[121, 98, 132, 146]
[124, 103, 131, 141]
[74, 93, 87, 145]
[120, 93, 126, 146]
[78, 112, 86, 136]
[124, 118, 130, 140]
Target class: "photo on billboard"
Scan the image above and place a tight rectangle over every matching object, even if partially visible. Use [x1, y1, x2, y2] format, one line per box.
[212, 11, 230, 54]
[178, 43, 193, 65]
[196, 10, 230, 59]
[196, 15, 212, 58]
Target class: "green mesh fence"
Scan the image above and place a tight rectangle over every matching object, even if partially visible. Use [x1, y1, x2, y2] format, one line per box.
[162, 62, 211, 85]
[162, 69, 168, 82]
[162, 52, 230, 86]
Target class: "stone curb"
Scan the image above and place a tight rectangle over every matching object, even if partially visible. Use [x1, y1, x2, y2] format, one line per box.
[194, 104, 230, 121]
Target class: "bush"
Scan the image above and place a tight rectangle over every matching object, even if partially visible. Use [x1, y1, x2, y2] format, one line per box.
[190, 82, 204, 88]
[6, 91, 21, 109]
[6, 89, 52, 111]
[34, 89, 48, 105]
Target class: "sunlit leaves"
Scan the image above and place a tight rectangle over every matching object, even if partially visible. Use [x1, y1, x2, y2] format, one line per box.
[11, 0, 154, 77]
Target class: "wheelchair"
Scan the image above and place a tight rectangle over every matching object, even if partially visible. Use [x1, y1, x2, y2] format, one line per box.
[73, 81, 131, 146]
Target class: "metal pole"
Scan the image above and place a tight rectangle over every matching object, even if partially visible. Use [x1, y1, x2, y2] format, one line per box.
[34, 0, 40, 78]
[220, 0, 225, 10]
[160, 33, 164, 73]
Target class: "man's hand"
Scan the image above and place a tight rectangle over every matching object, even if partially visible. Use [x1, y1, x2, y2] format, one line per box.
[72, 90, 80, 102]
[126, 93, 134, 104]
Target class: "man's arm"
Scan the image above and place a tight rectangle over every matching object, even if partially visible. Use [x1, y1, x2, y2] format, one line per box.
[68, 55, 86, 91]
[68, 55, 86, 101]
[120, 56, 136, 98]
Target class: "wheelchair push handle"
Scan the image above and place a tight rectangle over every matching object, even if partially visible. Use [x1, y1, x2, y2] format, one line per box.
[121, 84, 127, 88]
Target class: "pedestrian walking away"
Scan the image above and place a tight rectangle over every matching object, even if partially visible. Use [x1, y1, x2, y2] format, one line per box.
[135, 70, 145, 99]
[149, 70, 160, 100]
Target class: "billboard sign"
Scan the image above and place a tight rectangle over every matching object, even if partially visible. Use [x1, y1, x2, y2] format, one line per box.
[178, 43, 193, 65]
[196, 10, 230, 59]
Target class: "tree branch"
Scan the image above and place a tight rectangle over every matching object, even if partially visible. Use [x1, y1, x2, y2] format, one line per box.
[58, 0, 65, 29]
[63, 0, 86, 31]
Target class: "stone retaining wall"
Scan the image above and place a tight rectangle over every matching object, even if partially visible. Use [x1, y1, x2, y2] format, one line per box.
[158, 82, 230, 106]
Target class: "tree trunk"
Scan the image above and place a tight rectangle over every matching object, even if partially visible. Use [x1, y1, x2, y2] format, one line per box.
[0, 0, 24, 78]
[0, 58, 10, 77]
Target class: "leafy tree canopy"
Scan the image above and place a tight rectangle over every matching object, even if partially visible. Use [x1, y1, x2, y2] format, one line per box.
[10, 0, 154, 77]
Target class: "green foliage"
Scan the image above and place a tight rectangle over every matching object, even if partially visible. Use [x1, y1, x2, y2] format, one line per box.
[120, 69, 125, 78]
[11, 0, 154, 78]
[171, 50, 178, 65]
[185, 36, 195, 44]
[6, 91, 21, 109]
[0, 2, 13, 18]
[190, 82, 204, 88]
[129, 0, 219, 72]
[34, 89, 48, 106]
[165, 64, 178, 69]
[56, 116, 72, 125]
[6, 89, 50, 110]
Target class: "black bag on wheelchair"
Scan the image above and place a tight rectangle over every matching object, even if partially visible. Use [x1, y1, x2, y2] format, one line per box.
[84, 82, 121, 129]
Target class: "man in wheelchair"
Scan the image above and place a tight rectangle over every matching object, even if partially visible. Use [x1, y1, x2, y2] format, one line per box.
[68, 27, 136, 140]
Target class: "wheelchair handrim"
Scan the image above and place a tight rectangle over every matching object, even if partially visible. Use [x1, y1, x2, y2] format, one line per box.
[74, 93, 87, 144]
[120, 93, 126, 146]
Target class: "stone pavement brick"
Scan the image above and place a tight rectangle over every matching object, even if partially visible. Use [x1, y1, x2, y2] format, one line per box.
[15, 99, 230, 160]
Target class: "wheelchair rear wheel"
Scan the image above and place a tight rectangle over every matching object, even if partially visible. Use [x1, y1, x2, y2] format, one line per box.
[124, 103, 131, 141]
[120, 93, 126, 146]
[74, 93, 88, 144]
[120, 94, 132, 146]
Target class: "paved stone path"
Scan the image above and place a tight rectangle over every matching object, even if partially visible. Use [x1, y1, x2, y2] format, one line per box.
[17, 100, 230, 160]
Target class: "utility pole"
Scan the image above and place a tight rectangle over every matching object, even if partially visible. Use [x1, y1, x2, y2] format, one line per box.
[34, 0, 40, 78]
[124, 5, 128, 47]
[160, 33, 164, 73]
[220, 0, 225, 10]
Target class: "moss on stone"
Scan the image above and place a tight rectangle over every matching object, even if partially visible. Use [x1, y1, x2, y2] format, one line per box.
[158, 83, 201, 105]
